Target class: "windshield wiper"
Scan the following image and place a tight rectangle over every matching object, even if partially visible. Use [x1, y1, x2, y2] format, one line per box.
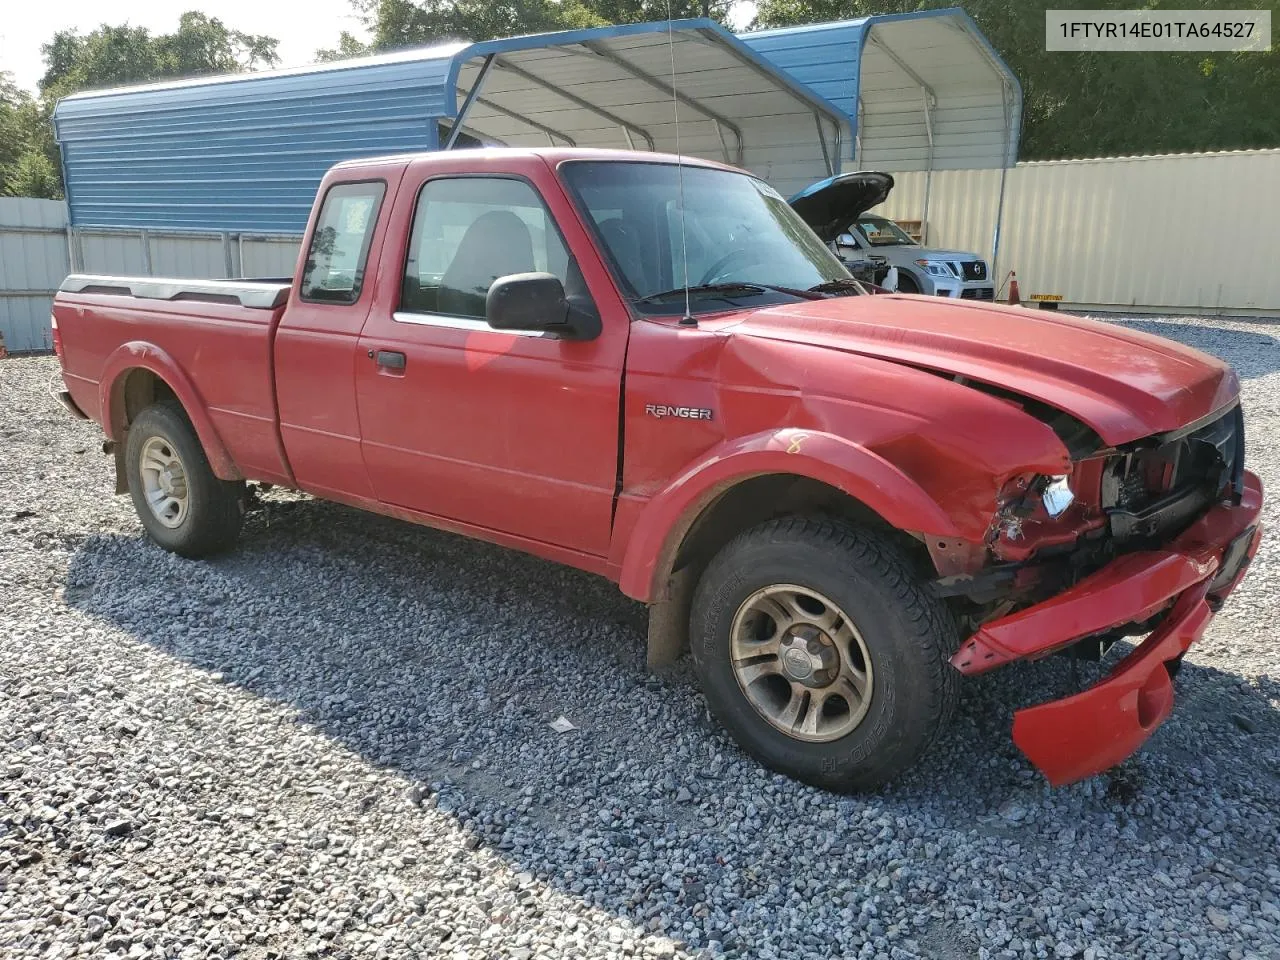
[636, 281, 835, 306]
[633, 282, 771, 305]
[807, 277, 868, 295]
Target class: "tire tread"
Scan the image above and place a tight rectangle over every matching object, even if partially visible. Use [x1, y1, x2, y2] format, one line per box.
[691, 515, 960, 790]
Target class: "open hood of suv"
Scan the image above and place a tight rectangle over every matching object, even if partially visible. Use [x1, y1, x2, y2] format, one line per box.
[789, 172, 895, 243]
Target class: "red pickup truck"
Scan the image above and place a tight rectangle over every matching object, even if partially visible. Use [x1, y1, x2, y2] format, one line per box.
[53, 148, 1262, 791]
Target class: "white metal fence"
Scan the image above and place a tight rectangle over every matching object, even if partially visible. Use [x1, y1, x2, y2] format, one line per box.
[0, 197, 301, 353]
[0, 199, 69, 353]
[875, 148, 1280, 315]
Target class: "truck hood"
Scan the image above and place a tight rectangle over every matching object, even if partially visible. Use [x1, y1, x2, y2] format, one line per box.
[716, 296, 1238, 446]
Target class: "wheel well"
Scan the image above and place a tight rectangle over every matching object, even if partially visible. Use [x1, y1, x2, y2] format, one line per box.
[114, 368, 179, 436]
[669, 474, 932, 587]
[894, 268, 921, 291]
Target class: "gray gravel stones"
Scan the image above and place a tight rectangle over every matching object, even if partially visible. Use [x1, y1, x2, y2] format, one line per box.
[3, 314, 1279, 959]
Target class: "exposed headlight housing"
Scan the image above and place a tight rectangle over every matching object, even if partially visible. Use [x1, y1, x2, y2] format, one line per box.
[1040, 474, 1075, 518]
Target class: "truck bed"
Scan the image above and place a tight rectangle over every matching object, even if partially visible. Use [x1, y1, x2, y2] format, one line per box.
[54, 274, 294, 485]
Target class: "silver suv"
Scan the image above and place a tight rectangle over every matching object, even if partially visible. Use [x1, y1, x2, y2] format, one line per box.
[789, 172, 995, 301]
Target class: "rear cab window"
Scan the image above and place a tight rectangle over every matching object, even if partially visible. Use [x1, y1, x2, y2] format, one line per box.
[300, 181, 386, 303]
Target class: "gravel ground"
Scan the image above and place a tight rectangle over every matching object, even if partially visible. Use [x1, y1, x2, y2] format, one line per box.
[2, 315, 1278, 960]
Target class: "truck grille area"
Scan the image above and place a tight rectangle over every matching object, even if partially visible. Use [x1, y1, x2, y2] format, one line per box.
[961, 261, 988, 281]
[1101, 406, 1244, 543]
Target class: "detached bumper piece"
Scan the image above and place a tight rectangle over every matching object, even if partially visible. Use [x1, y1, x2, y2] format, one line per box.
[950, 471, 1263, 786]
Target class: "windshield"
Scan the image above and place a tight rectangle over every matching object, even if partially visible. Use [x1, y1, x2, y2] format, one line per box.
[560, 161, 849, 312]
[853, 215, 917, 247]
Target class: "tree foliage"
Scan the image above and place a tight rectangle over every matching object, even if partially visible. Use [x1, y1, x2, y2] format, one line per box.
[39, 12, 279, 100]
[0, 12, 279, 199]
[0, 75, 61, 198]
[752, 0, 1280, 160]
[4, 0, 1277, 199]
[318, 0, 730, 55]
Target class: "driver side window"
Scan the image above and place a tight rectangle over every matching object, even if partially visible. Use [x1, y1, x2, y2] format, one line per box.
[400, 177, 572, 320]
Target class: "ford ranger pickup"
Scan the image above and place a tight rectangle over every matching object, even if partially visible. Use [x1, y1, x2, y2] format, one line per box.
[52, 148, 1263, 791]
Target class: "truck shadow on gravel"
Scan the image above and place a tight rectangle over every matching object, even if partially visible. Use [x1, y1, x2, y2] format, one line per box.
[61, 495, 1280, 954]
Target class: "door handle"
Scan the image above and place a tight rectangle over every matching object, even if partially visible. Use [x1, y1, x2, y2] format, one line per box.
[370, 349, 406, 370]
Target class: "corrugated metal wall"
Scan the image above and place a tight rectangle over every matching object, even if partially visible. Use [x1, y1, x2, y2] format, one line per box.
[0, 198, 302, 352]
[876, 149, 1280, 314]
[0, 198, 68, 353]
[53, 49, 459, 233]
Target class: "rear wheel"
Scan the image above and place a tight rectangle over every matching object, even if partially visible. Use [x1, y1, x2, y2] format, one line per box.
[125, 403, 244, 557]
[689, 518, 959, 792]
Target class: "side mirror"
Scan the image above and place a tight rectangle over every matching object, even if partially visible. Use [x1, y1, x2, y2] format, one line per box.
[485, 272, 598, 340]
[836, 232, 857, 248]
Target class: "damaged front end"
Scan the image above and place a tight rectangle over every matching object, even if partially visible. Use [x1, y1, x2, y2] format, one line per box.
[935, 402, 1263, 785]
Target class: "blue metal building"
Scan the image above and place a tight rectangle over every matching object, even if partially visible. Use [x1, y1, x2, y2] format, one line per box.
[52, 11, 1018, 238]
[52, 20, 847, 234]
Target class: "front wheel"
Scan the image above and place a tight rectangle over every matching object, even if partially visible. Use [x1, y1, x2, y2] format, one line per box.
[689, 518, 959, 792]
[124, 403, 244, 557]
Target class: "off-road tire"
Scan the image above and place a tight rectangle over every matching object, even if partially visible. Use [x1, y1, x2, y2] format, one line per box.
[125, 402, 244, 557]
[689, 517, 959, 792]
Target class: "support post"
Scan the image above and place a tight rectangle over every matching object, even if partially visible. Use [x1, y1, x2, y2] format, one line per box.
[990, 81, 1013, 278]
[854, 96, 865, 168]
[66, 227, 79, 274]
[447, 55, 495, 149]
[815, 113, 833, 176]
[921, 90, 936, 245]
[139, 230, 153, 276]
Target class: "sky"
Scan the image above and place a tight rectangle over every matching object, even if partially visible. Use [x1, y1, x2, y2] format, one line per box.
[0, 0, 371, 93]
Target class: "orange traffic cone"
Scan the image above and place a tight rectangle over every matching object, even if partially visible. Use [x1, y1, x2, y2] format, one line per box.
[1006, 271, 1021, 307]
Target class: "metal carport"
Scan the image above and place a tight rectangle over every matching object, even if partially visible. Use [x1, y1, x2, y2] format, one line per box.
[52, 19, 847, 235]
[740, 8, 1021, 254]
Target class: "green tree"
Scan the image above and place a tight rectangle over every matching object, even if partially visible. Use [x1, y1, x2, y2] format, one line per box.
[40, 12, 280, 100]
[318, 0, 731, 57]
[752, 0, 1280, 160]
[0, 74, 61, 198]
[316, 31, 375, 63]
[0, 13, 281, 198]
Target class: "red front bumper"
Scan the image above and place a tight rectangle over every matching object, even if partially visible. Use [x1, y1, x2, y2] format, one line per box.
[950, 471, 1264, 786]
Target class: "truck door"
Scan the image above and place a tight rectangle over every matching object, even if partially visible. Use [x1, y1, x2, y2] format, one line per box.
[275, 175, 400, 501]
[354, 165, 628, 558]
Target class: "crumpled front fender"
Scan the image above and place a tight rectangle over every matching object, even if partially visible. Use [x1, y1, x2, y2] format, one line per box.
[616, 428, 961, 601]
